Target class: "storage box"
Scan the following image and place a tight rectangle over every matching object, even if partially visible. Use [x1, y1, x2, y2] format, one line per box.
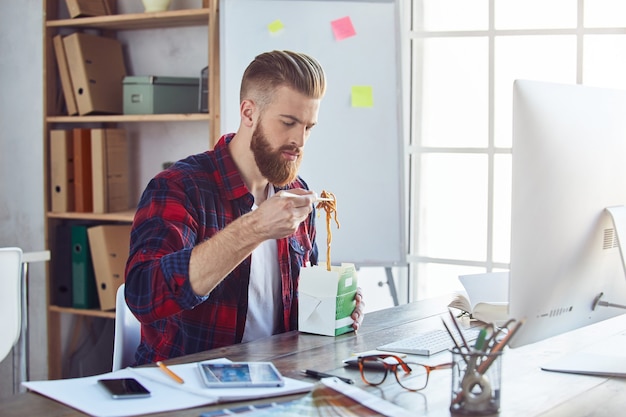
[298, 262, 358, 336]
[65, 0, 110, 18]
[123, 76, 199, 114]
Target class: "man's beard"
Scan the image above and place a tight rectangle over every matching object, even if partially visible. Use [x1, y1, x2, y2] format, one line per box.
[250, 121, 302, 186]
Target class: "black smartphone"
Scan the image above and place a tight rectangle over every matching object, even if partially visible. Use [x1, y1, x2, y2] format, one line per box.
[98, 378, 151, 399]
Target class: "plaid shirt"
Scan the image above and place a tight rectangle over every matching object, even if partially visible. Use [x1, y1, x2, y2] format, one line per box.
[125, 134, 318, 365]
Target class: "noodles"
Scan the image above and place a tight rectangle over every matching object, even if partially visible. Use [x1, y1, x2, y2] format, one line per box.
[316, 190, 340, 271]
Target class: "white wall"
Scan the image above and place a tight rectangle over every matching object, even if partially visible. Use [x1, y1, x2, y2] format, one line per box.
[0, 0, 47, 398]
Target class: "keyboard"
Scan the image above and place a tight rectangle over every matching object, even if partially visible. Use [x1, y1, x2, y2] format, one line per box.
[377, 327, 482, 356]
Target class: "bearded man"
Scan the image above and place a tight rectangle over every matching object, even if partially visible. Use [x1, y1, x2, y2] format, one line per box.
[124, 50, 364, 365]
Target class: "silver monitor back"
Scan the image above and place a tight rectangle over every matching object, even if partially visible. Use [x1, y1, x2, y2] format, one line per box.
[509, 80, 626, 348]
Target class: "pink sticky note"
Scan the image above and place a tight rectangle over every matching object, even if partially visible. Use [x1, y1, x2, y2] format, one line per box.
[331, 16, 356, 41]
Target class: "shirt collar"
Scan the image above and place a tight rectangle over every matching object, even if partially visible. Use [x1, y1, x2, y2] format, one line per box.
[214, 133, 252, 202]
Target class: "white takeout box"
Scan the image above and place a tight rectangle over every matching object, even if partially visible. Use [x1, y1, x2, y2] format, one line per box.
[298, 262, 358, 336]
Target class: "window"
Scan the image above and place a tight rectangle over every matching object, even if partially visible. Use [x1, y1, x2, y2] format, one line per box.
[408, 0, 626, 299]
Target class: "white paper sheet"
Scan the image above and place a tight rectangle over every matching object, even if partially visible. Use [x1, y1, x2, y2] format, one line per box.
[22, 359, 314, 417]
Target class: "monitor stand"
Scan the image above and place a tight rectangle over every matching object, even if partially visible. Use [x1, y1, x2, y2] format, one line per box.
[592, 206, 626, 312]
[541, 330, 626, 377]
[541, 205, 626, 378]
[606, 205, 626, 279]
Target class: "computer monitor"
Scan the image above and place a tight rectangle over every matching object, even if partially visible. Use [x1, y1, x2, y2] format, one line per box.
[508, 79, 626, 349]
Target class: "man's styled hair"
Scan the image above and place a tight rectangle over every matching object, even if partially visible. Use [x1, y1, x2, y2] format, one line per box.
[240, 50, 326, 108]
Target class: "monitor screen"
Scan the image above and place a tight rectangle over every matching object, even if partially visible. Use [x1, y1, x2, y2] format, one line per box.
[508, 80, 626, 348]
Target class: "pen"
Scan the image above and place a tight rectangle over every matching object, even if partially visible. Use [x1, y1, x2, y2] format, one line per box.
[156, 361, 185, 384]
[301, 369, 354, 384]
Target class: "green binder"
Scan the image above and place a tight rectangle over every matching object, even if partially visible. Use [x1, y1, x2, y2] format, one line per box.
[71, 225, 99, 309]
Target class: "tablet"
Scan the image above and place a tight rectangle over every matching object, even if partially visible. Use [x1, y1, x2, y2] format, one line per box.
[198, 361, 285, 388]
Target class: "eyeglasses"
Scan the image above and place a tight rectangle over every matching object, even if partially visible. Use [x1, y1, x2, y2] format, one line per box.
[357, 354, 453, 391]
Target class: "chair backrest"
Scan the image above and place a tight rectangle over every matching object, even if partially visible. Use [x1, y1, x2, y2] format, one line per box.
[0, 247, 23, 363]
[112, 283, 141, 371]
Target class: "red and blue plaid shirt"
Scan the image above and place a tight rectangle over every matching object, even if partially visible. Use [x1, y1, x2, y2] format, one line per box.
[125, 134, 318, 365]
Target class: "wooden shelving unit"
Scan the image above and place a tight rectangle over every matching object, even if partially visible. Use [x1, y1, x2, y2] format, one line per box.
[43, 0, 220, 379]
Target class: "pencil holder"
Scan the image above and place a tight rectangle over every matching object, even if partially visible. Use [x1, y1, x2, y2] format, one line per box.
[450, 347, 503, 415]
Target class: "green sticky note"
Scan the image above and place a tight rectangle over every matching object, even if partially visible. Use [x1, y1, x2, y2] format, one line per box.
[351, 86, 373, 108]
[268, 19, 284, 33]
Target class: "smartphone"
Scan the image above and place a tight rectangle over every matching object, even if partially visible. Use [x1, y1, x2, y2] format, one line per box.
[98, 378, 151, 399]
[198, 361, 285, 388]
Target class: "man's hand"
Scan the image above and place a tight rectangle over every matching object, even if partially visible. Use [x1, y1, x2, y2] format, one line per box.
[252, 190, 317, 240]
[352, 287, 365, 332]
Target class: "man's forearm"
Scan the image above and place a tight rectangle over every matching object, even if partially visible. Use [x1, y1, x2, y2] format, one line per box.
[188, 211, 262, 296]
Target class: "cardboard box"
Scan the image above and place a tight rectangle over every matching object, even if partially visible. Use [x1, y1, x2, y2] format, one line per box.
[123, 76, 200, 114]
[87, 224, 131, 311]
[63, 32, 126, 115]
[65, 0, 110, 18]
[298, 263, 358, 336]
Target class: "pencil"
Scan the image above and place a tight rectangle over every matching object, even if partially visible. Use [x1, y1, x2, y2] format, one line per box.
[156, 361, 184, 384]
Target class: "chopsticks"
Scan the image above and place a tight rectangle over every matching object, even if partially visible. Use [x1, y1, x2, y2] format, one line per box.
[280, 191, 334, 202]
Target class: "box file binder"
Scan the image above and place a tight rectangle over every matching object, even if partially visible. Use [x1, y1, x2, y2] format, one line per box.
[87, 225, 131, 310]
[91, 128, 130, 213]
[63, 32, 126, 115]
[52, 35, 78, 115]
[73, 128, 93, 212]
[71, 225, 99, 309]
[50, 129, 75, 212]
[52, 224, 73, 308]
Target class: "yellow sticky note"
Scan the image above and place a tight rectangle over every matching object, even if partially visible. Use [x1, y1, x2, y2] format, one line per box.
[351, 86, 373, 108]
[268, 19, 284, 34]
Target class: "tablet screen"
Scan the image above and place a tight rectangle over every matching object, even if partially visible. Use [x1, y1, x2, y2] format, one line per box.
[198, 362, 284, 388]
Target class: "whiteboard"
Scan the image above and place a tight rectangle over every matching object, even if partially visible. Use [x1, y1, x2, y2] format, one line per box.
[220, 0, 405, 266]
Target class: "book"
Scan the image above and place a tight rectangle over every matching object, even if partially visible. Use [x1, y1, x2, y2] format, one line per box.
[52, 35, 78, 115]
[90, 128, 130, 213]
[72, 128, 93, 212]
[448, 271, 510, 325]
[49, 129, 75, 212]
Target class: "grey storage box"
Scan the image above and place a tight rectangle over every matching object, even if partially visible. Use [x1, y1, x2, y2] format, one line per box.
[123, 76, 199, 114]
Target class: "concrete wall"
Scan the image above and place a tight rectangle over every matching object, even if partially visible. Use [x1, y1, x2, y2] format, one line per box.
[0, 0, 47, 398]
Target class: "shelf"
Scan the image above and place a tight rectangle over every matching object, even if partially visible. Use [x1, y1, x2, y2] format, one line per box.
[47, 210, 135, 222]
[47, 113, 211, 123]
[49, 305, 116, 319]
[43, 0, 220, 380]
[45, 8, 210, 30]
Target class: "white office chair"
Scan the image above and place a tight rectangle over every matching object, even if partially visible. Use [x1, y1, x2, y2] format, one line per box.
[112, 283, 141, 371]
[0, 247, 23, 364]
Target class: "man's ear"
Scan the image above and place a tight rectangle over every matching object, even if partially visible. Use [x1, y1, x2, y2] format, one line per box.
[240, 99, 255, 127]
